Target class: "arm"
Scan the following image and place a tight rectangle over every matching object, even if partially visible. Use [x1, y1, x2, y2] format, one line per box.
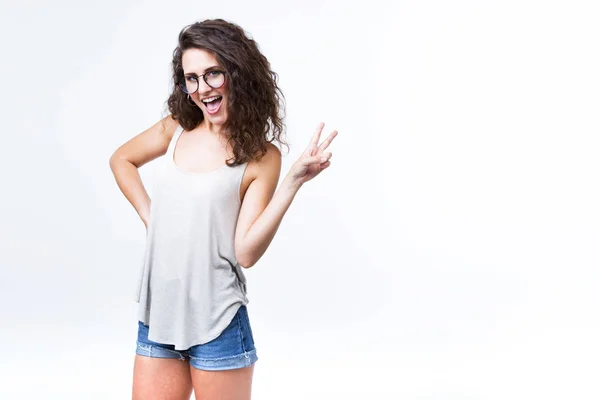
[234, 123, 338, 268]
[109, 115, 178, 228]
[234, 143, 289, 268]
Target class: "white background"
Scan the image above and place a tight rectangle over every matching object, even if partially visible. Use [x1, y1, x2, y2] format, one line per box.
[1, 0, 599, 398]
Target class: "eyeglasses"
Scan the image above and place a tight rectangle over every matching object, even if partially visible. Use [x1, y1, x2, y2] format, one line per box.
[178, 70, 227, 94]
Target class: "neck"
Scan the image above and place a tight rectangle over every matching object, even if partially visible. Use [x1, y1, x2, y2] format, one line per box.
[200, 118, 225, 136]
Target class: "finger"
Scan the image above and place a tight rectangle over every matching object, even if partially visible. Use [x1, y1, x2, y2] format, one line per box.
[303, 152, 332, 166]
[305, 122, 324, 156]
[303, 141, 316, 157]
[312, 122, 324, 147]
[317, 161, 331, 173]
[319, 130, 338, 152]
[306, 142, 318, 158]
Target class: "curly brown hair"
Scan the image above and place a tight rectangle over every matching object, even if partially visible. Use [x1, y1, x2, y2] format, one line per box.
[163, 19, 289, 166]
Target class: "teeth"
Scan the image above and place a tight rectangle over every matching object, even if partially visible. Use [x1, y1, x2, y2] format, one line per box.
[202, 96, 221, 103]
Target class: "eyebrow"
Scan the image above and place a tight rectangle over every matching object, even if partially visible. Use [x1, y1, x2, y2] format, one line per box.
[184, 65, 221, 76]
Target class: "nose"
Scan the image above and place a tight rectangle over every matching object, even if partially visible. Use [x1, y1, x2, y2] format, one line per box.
[197, 78, 213, 94]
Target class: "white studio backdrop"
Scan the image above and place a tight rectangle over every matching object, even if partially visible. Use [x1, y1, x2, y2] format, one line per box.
[0, 0, 598, 398]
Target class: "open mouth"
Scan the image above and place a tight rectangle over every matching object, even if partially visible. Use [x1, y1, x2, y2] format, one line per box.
[201, 95, 223, 114]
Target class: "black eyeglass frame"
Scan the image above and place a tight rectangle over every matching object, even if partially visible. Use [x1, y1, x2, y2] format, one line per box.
[178, 70, 227, 94]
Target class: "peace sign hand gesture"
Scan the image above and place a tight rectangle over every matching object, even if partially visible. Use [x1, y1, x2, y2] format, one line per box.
[288, 122, 338, 187]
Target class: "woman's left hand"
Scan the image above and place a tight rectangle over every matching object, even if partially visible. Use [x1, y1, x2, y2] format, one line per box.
[288, 122, 338, 187]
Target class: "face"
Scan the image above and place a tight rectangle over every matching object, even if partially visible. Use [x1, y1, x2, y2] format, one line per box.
[181, 48, 228, 127]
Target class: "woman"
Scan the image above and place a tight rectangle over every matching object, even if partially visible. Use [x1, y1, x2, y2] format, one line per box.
[109, 19, 337, 400]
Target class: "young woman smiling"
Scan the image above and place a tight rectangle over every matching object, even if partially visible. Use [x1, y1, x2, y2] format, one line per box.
[109, 19, 338, 400]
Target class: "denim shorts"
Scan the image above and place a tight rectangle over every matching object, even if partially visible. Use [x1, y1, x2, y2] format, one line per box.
[135, 304, 258, 371]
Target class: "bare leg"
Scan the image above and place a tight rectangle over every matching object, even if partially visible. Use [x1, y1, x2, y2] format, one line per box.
[190, 364, 255, 400]
[132, 354, 194, 400]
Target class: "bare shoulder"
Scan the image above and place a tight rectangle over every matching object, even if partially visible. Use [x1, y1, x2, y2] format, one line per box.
[110, 114, 180, 168]
[159, 114, 180, 140]
[146, 113, 180, 143]
[247, 143, 281, 179]
[260, 143, 282, 167]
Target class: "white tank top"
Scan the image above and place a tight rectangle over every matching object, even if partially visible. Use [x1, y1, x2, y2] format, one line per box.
[134, 123, 250, 350]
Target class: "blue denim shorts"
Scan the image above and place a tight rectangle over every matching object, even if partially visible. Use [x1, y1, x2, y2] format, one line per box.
[135, 304, 258, 371]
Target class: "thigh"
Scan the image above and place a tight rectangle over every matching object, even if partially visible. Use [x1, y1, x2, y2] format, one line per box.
[190, 364, 254, 400]
[132, 354, 193, 400]
[133, 321, 193, 400]
[188, 305, 258, 399]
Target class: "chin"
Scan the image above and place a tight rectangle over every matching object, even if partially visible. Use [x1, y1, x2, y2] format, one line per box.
[206, 114, 227, 126]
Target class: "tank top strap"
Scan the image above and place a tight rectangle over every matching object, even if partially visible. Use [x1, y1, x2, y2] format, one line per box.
[166, 124, 184, 158]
